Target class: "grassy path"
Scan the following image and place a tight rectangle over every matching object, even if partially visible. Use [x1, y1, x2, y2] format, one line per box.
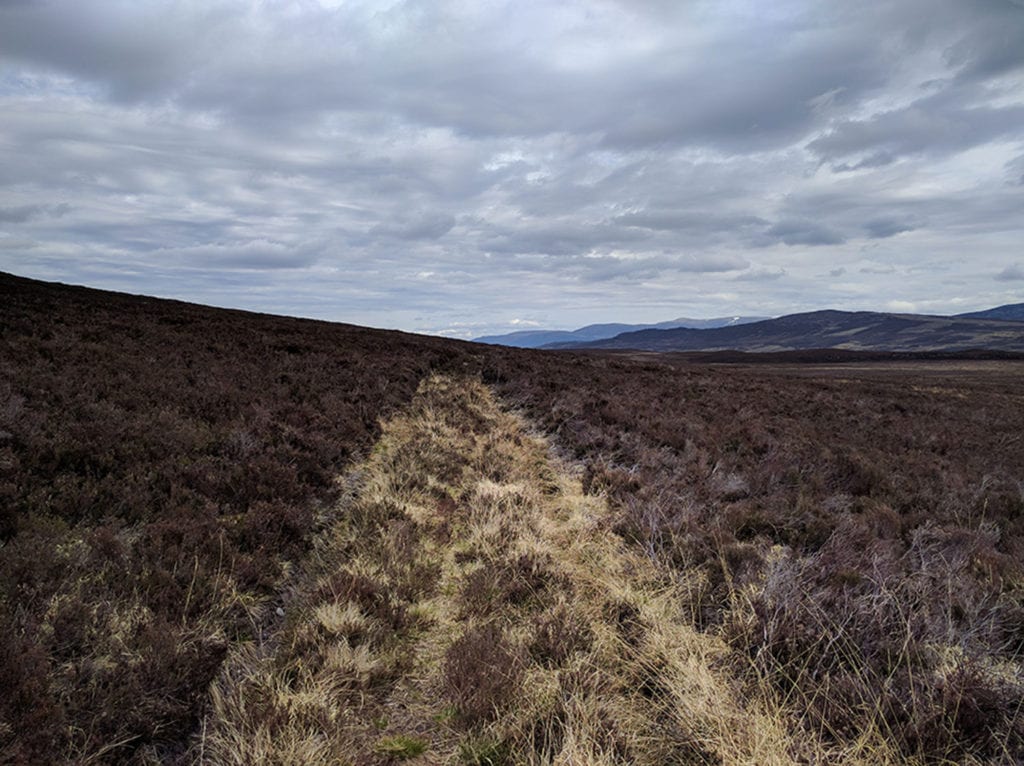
[196, 376, 886, 765]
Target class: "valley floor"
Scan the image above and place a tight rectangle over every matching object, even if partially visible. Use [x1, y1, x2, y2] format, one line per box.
[196, 376, 907, 765]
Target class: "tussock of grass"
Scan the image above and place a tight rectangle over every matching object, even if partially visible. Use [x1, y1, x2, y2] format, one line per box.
[374, 734, 428, 759]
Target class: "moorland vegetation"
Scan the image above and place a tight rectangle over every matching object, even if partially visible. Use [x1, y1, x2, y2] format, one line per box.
[1, 272, 1022, 764]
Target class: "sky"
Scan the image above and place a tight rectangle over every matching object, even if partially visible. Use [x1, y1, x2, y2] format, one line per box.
[1, 0, 1023, 339]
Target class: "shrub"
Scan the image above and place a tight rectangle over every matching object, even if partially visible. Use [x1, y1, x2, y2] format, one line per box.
[443, 623, 523, 726]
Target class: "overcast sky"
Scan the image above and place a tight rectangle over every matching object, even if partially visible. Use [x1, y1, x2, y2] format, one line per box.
[2, 0, 1023, 337]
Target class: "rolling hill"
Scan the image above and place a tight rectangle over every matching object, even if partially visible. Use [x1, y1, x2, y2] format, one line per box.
[955, 301, 1024, 322]
[547, 309, 1024, 352]
[474, 315, 765, 347]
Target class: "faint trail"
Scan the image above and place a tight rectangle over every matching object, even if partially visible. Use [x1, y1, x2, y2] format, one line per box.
[196, 375, 873, 765]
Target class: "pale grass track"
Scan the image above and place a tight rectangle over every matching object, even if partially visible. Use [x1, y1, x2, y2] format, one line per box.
[194, 375, 909, 765]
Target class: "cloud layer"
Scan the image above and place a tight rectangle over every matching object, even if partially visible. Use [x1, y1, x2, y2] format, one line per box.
[1, 0, 1023, 336]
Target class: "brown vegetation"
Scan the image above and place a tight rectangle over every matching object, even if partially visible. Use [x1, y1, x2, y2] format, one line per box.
[201, 376, 816, 764]
[489, 352, 1024, 763]
[2, 272, 1023, 764]
[0, 274, 477, 763]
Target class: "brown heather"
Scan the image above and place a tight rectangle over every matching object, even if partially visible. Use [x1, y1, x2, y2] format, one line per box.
[490, 355, 1024, 763]
[2, 272, 1023, 764]
[0, 274, 478, 764]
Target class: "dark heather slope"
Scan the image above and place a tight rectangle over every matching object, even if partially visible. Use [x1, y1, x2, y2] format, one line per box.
[0, 271, 510, 763]
[547, 309, 1024, 352]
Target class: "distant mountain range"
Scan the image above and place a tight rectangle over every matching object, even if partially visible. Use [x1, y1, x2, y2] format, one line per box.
[473, 316, 767, 348]
[538, 303, 1024, 353]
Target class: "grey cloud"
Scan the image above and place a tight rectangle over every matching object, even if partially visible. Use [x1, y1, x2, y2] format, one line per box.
[809, 99, 1024, 168]
[371, 213, 456, 241]
[829, 267, 847, 277]
[0, 2, 214, 102]
[833, 152, 897, 172]
[0, 236, 37, 250]
[944, 1, 1024, 81]
[864, 218, 916, 239]
[0, 1, 1017, 155]
[996, 263, 1024, 281]
[479, 220, 650, 257]
[0, 203, 70, 223]
[734, 267, 787, 282]
[762, 220, 846, 247]
[151, 241, 320, 271]
[622, 206, 915, 248]
[615, 210, 766, 234]
[0, 204, 43, 223]
[0, 1, 888, 152]
[599, 35, 885, 152]
[765, 182, 1022, 251]
[664, 253, 749, 273]
[1007, 155, 1024, 185]
[61, 217, 241, 255]
[544, 253, 749, 283]
[804, 1, 1024, 169]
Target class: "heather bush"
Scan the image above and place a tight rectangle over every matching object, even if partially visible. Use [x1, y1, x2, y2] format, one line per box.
[444, 622, 524, 725]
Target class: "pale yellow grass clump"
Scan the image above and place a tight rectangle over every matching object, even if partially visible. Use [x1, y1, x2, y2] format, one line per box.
[194, 375, 910, 765]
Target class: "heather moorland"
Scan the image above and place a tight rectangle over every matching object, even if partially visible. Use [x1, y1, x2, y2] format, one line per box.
[2, 273, 1023, 764]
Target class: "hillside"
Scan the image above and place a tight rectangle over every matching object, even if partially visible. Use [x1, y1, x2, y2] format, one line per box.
[2, 273, 1023, 764]
[549, 309, 1024, 352]
[474, 316, 765, 348]
[956, 302, 1024, 322]
[0, 272, 489, 763]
